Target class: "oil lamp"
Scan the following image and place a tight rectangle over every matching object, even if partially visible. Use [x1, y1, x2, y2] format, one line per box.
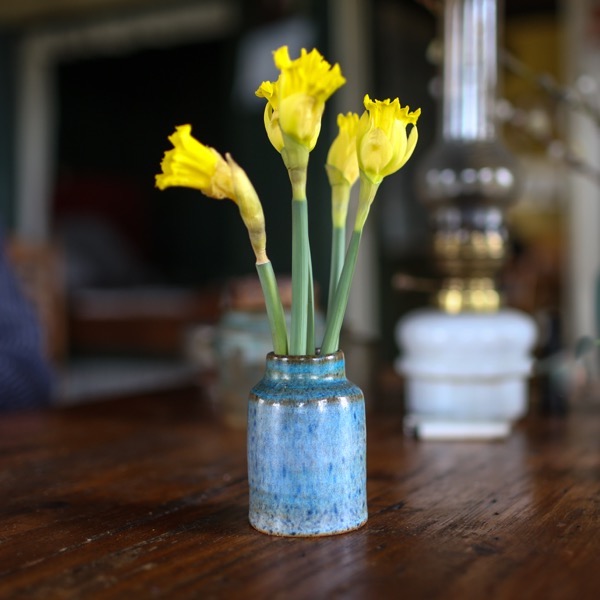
[396, 0, 537, 440]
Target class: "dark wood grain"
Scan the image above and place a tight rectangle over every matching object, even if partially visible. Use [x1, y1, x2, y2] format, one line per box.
[1, 387, 599, 599]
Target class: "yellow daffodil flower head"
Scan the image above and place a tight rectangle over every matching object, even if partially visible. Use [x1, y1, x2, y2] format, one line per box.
[256, 80, 284, 153]
[156, 125, 269, 264]
[275, 46, 345, 150]
[326, 112, 360, 188]
[155, 124, 235, 200]
[226, 153, 268, 264]
[356, 94, 421, 185]
[257, 46, 345, 164]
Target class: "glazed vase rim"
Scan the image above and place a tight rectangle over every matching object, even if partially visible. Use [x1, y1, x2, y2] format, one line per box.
[267, 350, 344, 363]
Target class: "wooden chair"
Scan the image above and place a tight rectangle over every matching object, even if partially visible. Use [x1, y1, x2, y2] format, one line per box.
[5, 237, 68, 364]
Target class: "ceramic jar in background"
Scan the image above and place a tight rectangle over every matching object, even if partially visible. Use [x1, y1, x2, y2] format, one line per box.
[214, 307, 279, 428]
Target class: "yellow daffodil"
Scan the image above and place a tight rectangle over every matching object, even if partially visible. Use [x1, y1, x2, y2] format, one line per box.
[155, 124, 235, 199]
[256, 46, 346, 154]
[156, 124, 267, 263]
[326, 112, 360, 188]
[357, 94, 421, 185]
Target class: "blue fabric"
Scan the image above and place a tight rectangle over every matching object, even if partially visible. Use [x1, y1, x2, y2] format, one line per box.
[0, 235, 54, 411]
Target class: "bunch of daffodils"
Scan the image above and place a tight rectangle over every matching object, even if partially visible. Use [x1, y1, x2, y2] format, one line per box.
[156, 46, 420, 357]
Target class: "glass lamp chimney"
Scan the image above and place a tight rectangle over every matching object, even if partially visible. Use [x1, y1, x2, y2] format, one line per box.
[417, 0, 519, 312]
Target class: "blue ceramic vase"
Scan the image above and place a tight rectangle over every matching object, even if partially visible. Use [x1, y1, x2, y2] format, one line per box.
[247, 351, 367, 536]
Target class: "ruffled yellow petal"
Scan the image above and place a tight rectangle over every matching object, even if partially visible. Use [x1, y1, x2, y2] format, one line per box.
[263, 102, 284, 153]
[255, 80, 279, 109]
[256, 80, 284, 152]
[273, 46, 293, 70]
[275, 47, 345, 103]
[401, 125, 419, 168]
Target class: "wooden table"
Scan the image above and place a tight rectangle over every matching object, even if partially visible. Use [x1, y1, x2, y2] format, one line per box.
[1, 386, 599, 599]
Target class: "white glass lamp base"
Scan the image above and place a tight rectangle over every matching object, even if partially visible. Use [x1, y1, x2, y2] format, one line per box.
[395, 309, 537, 440]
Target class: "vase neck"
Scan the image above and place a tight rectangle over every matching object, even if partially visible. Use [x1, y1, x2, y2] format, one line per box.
[264, 352, 346, 381]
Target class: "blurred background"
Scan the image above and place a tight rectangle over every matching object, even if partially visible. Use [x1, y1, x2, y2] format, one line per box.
[0, 0, 597, 406]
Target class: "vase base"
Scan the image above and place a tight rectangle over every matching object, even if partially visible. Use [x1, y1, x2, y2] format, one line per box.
[248, 489, 368, 538]
[249, 516, 368, 537]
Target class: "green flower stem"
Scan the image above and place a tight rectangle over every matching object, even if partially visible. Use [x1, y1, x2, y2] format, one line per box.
[256, 261, 288, 355]
[327, 224, 345, 323]
[283, 137, 313, 355]
[307, 247, 316, 355]
[291, 197, 310, 355]
[320, 229, 362, 355]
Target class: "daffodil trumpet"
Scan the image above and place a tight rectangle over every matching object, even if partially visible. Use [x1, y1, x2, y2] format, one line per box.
[269, 46, 345, 152]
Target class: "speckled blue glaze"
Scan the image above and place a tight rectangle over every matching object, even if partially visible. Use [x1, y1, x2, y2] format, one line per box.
[247, 351, 367, 536]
